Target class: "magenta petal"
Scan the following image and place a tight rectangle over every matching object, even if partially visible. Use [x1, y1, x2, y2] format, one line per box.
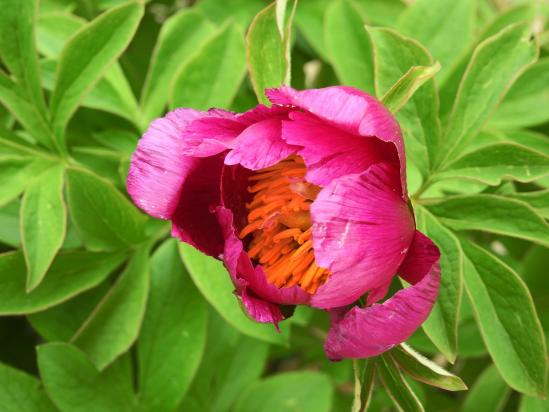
[310, 162, 415, 309]
[216, 207, 310, 307]
[324, 231, 440, 360]
[267, 86, 407, 196]
[282, 111, 397, 187]
[181, 116, 245, 157]
[225, 118, 298, 170]
[241, 288, 283, 327]
[127, 108, 204, 220]
[399, 231, 441, 285]
[366, 281, 392, 306]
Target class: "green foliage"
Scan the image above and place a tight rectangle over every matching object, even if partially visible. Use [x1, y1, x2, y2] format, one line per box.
[179, 243, 290, 345]
[233, 371, 333, 412]
[325, 0, 375, 94]
[0, 0, 548, 411]
[137, 240, 207, 411]
[171, 23, 246, 110]
[246, 0, 295, 104]
[49, 2, 143, 141]
[0, 361, 57, 412]
[21, 164, 66, 291]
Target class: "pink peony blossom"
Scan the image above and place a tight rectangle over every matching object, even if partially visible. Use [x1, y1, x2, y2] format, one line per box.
[127, 86, 440, 360]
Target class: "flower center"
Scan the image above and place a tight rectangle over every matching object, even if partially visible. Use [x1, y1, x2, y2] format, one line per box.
[238, 155, 330, 294]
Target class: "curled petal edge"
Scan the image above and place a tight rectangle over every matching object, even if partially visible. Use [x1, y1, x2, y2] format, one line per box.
[324, 231, 440, 360]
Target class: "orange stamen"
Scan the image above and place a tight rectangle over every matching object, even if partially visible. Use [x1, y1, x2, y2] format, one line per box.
[238, 155, 331, 294]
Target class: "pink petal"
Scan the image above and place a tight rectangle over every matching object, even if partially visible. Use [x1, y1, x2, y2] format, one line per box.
[236, 103, 290, 125]
[324, 231, 440, 360]
[216, 207, 310, 307]
[128, 108, 232, 257]
[127, 108, 204, 219]
[310, 162, 415, 309]
[282, 111, 398, 187]
[366, 281, 392, 306]
[240, 288, 283, 328]
[224, 118, 299, 170]
[398, 231, 441, 285]
[267, 86, 407, 197]
[181, 116, 245, 157]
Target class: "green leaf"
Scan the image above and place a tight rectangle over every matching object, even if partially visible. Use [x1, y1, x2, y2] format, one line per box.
[0, 200, 20, 247]
[391, 344, 467, 391]
[179, 243, 289, 345]
[194, 0, 265, 27]
[38, 343, 135, 412]
[0, 157, 56, 207]
[140, 10, 214, 126]
[37, 14, 140, 124]
[39, 0, 75, 14]
[414, 207, 462, 362]
[138, 240, 207, 411]
[382, 63, 440, 113]
[21, 164, 66, 291]
[234, 371, 333, 412]
[438, 4, 536, 117]
[0, 361, 57, 412]
[491, 129, 549, 154]
[520, 394, 549, 412]
[378, 354, 424, 412]
[36, 13, 86, 59]
[28, 283, 111, 342]
[436, 23, 538, 167]
[72, 248, 149, 370]
[65, 167, 146, 251]
[70, 147, 125, 187]
[352, 359, 376, 412]
[426, 194, 549, 247]
[49, 1, 143, 139]
[352, 0, 406, 27]
[0, 127, 53, 159]
[0, 73, 57, 150]
[0, 250, 125, 315]
[490, 58, 549, 127]
[92, 129, 137, 155]
[368, 27, 441, 177]
[461, 240, 547, 396]
[436, 143, 549, 185]
[246, 1, 295, 104]
[397, 0, 476, 82]
[0, 0, 47, 116]
[211, 336, 270, 412]
[294, 0, 330, 60]
[324, 0, 375, 94]
[508, 190, 549, 219]
[463, 365, 510, 412]
[171, 24, 246, 111]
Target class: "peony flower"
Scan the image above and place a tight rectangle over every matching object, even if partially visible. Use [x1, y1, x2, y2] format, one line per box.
[127, 86, 440, 360]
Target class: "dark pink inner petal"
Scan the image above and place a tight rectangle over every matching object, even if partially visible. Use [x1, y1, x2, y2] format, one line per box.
[221, 164, 253, 233]
[171, 154, 225, 257]
[267, 86, 407, 197]
[324, 230, 440, 360]
[225, 118, 299, 171]
[282, 111, 398, 188]
[241, 288, 283, 328]
[310, 162, 415, 309]
[399, 231, 441, 285]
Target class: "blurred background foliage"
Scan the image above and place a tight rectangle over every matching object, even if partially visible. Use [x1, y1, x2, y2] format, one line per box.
[0, 0, 548, 411]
